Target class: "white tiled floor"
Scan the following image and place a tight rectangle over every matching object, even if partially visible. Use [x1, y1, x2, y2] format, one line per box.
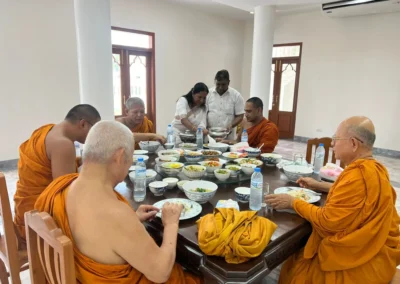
[2, 139, 399, 284]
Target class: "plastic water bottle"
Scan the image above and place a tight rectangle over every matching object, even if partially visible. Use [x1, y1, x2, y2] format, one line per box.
[167, 124, 175, 144]
[134, 157, 146, 202]
[250, 168, 263, 211]
[241, 129, 248, 143]
[313, 143, 325, 174]
[196, 127, 203, 150]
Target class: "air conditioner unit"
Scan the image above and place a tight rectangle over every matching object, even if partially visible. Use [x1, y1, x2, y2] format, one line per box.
[322, 0, 400, 17]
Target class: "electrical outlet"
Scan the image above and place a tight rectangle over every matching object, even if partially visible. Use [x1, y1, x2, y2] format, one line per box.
[316, 128, 323, 133]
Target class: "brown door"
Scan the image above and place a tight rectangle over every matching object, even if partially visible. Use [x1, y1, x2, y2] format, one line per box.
[269, 57, 301, 139]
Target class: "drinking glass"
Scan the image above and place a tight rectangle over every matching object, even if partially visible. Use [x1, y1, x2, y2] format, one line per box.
[261, 182, 270, 207]
[293, 153, 303, 165]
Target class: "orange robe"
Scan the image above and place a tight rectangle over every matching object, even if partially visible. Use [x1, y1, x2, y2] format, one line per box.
[197, 208, 277, 264]
[246, 118, 279, 153]
[280, 159, 400, 284]
[14, 124, 55, 239]
[35, 174, 200, 284]
[118, 116, 155, 149]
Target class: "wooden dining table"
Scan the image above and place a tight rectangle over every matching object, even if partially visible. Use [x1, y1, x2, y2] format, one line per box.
[115, 153, 327, 284]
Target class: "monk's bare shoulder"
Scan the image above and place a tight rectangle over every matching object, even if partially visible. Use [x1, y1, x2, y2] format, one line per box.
[104, 198, 141, 227]
[46, 132, 75, 160]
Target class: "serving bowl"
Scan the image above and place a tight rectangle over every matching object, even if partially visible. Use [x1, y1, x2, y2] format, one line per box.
[244, 147, 261, 158]
[160, 162, 184, 176]
[235, 187, 250, 203]
[177, 180, 189, 191]
[128, 169, 157, 186]
[214, 169, 231, 181]
[225, 165, 241, 177]
[183, 165, 206, 179]
[179, 143, 198, 151]
[209, 127, 229, 140]
[179, 130, 196, 143]
[149, 181, 168, 196]
[260, 153, 282, 166]
[199, 161, 222, 173]
[283, 165, 313, 182]
[208, 143, 229, 153]
[162, 177, 179, 189]
[158, 150, 181, 160]
[200, 149, 222, 159]
[182, 180, 218, 204]
[222, 152, 245, 161]
[155, 156, 178, 166]
[241, 163, 257, 175]
[184, 151, 203, 163]
[139, 141, 160, 153]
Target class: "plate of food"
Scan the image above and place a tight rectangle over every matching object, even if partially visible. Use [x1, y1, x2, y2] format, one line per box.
[200, 149, 222, 158]
[274, 187, 321, 203]
[234, 158, 263, 167]
[153, 198, 202, 220]
[222, 152, 247, 161]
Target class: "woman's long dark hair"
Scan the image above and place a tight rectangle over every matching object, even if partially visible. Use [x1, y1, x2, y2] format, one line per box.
[182, 82, 209, 108]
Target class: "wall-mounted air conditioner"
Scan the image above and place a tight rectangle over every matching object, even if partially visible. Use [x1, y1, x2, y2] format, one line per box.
[322, 0, 400, 17]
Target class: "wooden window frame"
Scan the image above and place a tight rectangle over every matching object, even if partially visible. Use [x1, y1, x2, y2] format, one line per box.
[111, 27, 156, 129]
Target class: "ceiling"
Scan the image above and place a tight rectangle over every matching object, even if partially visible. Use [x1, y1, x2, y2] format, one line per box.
[164, 0, 325, 20]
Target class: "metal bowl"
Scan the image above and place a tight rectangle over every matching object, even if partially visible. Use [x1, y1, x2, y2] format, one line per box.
[179, 130, 196, 143]
[209, 127, 229, 139]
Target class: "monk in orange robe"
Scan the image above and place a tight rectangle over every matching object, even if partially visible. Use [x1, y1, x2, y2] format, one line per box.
[14, 104, 100, 239]
[266, 116, 400, 283]
[116, 97, 159, 149]
[222, 97, 279, 153]
[34, 121, 201, 284]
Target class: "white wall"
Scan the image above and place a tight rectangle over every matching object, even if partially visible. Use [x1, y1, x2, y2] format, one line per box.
[110, 0, 246, 134]
[0, 0, 81, 160]
[242, 11, 400, 151]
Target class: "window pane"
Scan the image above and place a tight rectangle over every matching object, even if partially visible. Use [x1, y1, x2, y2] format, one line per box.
[112, 54, 122, 116]
[112, 30, 151, 48]
[272, 45, 300, 58]
[269, 64, 275, 111]
[129, 55, 147, 111]
[279, 63, 297, 112]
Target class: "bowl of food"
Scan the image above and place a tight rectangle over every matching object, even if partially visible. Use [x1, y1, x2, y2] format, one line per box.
[128, 169, 157, 186]
[184, 151, 203, 162]
[235, 187, 250, 203]
[162, 177, 179, 189]
[260, 153, 282, 167]
[134, 150, 148, 155]
[244, 147, 261, 158]
[160, 162, 184, 176]
[179, 143, 198, 151]
[283, 165, 313, 182]
[177, 180, 189, 191]
[164, 143, 175, 149]
[209, 127, 229, 140]
[208, 143, 229, 153]
[179, 130, 196, 143]
[234, 158, 263, 167]
[200, 150, 222, 159]
[183, 165, 206, 179]
[222, 152, 246, 161]
[199, 161, 222, 173]
[182, 180, 218, 204]
[132, 155, 149, 165]
[241, 163, 257, 175]
[158, 150, 181, 160]
[149, 181, 168, 196]
[225, 165, 241, 177]
[214, 169, 231, 181]
[155, 156, 178, 166]
[139, 141, 160, 153]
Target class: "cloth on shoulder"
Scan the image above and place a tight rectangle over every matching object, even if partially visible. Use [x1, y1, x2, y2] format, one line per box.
[197, 208, 277, 264]
[14, 124, 55, 239]
[34, 173, 200, 284]
[280, 159, 400, 283]
[129, 116, 155, 150]
[246, 118, 279, 153]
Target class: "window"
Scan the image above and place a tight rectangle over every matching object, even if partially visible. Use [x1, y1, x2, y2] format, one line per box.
[111, 27, 156, 125]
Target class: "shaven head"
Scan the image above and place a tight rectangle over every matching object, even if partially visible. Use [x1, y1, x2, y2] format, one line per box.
[245, 97, 264, 122]
[126, 97, 144, 110]
[344, 116, 376, 149]
[125, 97, 145, 125]
[83, 121, 134, 164]
[65, 104, 101, 125]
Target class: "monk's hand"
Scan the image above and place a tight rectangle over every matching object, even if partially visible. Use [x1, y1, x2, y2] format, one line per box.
[137, 205, 160, 222]
[265, 194, 295, 210]
[153, 134, 166, 144]
[296, 177, 320, 190]
[161, 202, 183, 227]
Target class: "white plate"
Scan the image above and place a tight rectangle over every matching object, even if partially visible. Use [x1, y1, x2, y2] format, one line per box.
[153, 198, 202, 220]
[234, 158, 263, 166]
[274, 187, 321, 203]
[134, 150, 149, 155]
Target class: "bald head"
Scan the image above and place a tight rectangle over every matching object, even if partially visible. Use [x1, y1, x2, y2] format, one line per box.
[342, 116, 376, 148]
[126, 97, 144, 110]
[65, 104, 101, 125]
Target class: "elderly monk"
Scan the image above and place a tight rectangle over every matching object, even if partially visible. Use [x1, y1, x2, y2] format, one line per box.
[266, 116, 400, 283]
[116, 97, 165, 148]
[34, 121, 201, 284]
[14, 104, 100, 239]
[221, 97, 279, 153]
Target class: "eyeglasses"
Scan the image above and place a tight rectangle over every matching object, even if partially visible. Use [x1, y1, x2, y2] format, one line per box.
[332, 135, 364, 144]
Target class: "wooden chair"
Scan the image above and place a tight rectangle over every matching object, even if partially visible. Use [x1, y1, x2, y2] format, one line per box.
[0, 172, 29, 284]
[25, 210, 75, 284]
[306, 137, 345, 168]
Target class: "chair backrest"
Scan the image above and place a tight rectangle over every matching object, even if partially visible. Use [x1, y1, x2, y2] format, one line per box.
[0, 172, 22, 283]
[306, 137, 345, 168]
[25, 210, 76, 284]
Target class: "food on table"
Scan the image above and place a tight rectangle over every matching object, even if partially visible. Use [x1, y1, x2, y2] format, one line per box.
[204, 161, 220, 167]
[287, 189, 311, 201]
[226, 166, 240, 171]
[237, 158, 261, 165]
[216, 169, 228, 174]
[192, 188, 212, 193]
[185, 165, 205, 172]
[202, 150, 220, 156]
[188, 151, 202, 156]
[205, 157, 219, 161]
[242, 164, 255, 168]
[161, 151, 178, 156]
[164, 163, 183, 169]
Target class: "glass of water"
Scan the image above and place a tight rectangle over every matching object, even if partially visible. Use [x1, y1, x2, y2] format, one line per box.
[293, 153, 304, 165]
[261, 182, 270, 207]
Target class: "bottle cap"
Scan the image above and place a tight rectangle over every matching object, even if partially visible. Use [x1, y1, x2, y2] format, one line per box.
[319, 143, 324, 146]
[254, 167, 260, 172]
[243, 129, 247, 132]
[138, 157, 144, 162]
[198, 127, 202, 131]
[168, 124, 172, 127]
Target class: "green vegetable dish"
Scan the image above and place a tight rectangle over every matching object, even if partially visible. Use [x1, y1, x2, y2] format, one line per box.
[216, 170, 228, 174]
[192, 188, 212, 193]
[227, 166, 240, 171]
